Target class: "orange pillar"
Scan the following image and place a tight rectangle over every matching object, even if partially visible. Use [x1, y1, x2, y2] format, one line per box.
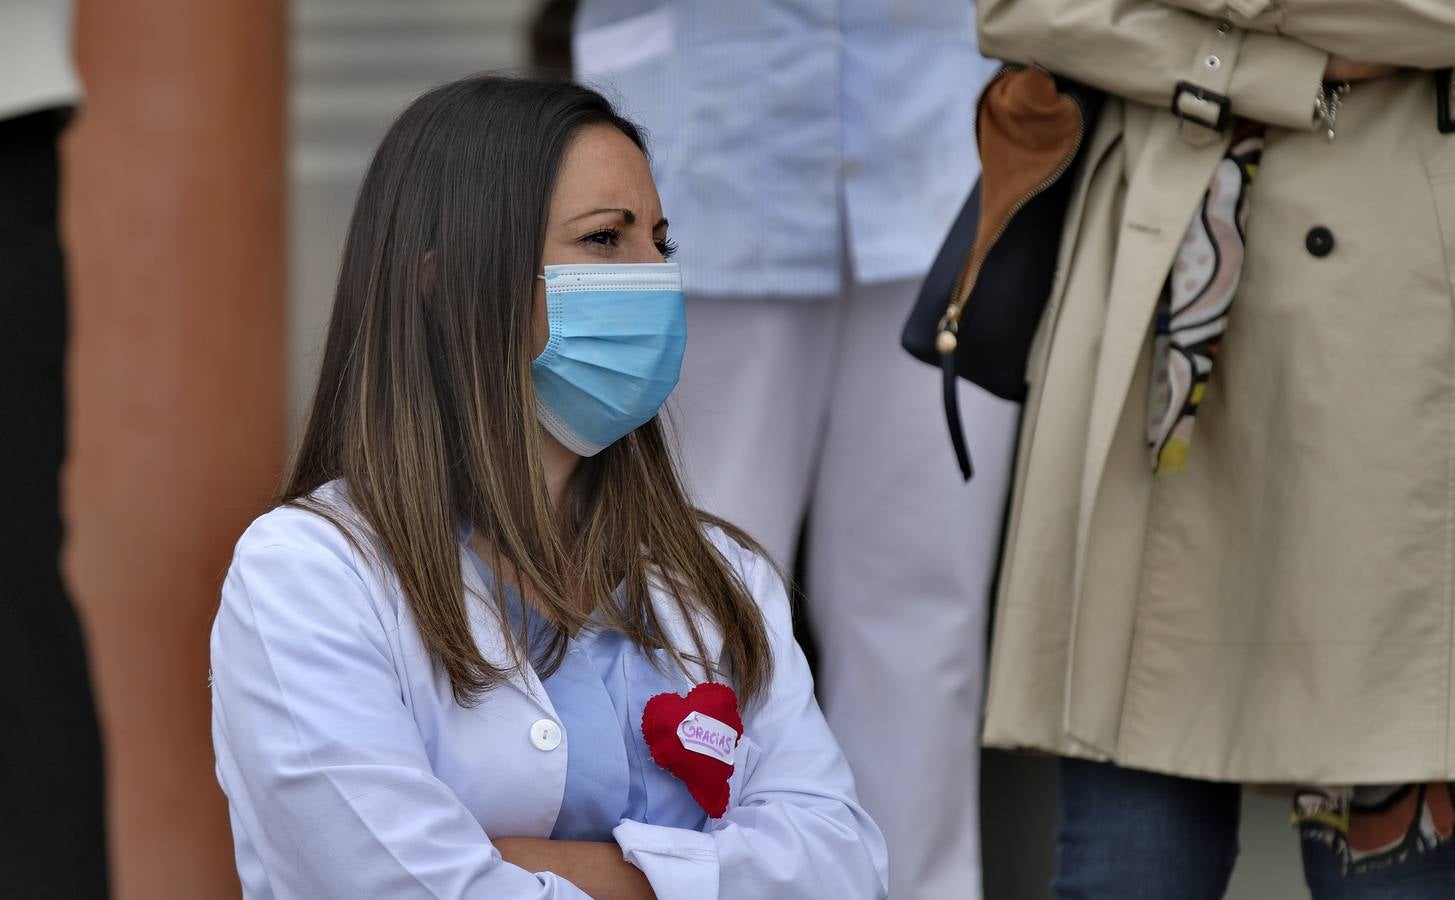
[62, 1, 286, 896]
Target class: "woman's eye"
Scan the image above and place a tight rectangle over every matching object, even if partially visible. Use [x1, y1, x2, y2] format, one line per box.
[657, 238, 679, 259]
[582, 228, 620, 247]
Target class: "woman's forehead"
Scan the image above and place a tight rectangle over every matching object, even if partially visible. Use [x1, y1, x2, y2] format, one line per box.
[551, 126, 660, 219]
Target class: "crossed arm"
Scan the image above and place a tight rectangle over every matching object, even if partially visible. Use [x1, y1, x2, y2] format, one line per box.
[493, 839, 656, 900]
[1155, 0, 1455, 67]
[977, 0, 1455, 130]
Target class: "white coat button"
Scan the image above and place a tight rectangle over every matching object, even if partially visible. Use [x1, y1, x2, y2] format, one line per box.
[530, 719, 562, 751]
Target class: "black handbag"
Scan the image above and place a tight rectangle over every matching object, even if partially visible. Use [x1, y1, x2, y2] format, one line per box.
[902, 69, 1104, 479]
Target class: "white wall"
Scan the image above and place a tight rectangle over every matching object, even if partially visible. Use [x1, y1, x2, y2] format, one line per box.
[288, 0, 538, 431]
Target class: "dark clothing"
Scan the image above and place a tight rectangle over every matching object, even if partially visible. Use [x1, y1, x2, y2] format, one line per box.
[0, 106, 109, 898]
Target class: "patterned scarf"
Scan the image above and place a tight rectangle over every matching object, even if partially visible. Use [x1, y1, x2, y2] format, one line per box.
[1148, 122, 1265, 474]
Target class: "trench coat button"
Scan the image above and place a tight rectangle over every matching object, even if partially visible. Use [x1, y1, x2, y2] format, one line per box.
[1306, 226, 1335, 257]
[530, 718, 563, 751]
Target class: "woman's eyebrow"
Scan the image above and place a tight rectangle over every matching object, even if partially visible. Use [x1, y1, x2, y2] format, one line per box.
[565, 207, 636, 225]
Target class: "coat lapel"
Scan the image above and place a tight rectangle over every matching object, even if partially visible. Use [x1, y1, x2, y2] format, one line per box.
[1062, 117, 1230, 753]
[457, 542, 557, 720]
[1075, 121, 1229, 582]
[646, 572, 724, 687]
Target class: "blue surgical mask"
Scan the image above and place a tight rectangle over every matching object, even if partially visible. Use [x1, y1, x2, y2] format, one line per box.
[531, 262, 686, 456]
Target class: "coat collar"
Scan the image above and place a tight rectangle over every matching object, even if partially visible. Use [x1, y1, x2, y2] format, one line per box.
[643, 569, 725, 686]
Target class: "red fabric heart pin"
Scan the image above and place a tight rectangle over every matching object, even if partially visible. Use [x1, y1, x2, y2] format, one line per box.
[641, 682, 743, 818]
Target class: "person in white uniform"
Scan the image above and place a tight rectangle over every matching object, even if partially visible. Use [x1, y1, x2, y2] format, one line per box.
[209, 74, 887, 899]
[572, 2, 1016, 896]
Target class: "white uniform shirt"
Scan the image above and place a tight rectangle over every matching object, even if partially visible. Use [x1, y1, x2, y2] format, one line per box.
[574, 0, 1002, 297]
[210, 481, 888, 899]
[0, 1, 81, 120]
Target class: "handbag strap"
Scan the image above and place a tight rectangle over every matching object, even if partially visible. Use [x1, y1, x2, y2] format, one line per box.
[943, 351, 973, 480]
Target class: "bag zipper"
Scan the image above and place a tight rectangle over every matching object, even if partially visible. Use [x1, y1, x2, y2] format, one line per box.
[936, 66, 1089, 354]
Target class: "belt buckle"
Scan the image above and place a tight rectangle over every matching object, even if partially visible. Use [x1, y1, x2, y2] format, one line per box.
[1172, 81, 1232, 132]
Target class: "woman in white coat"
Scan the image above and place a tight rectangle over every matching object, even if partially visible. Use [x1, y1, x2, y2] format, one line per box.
[209, 74, 887, 900]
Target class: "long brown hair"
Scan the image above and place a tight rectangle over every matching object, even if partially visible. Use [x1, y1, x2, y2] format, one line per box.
[281, 75, 772, 706]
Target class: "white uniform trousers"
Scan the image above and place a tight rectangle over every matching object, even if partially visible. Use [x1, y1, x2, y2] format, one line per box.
[666, 276, 1020, 900]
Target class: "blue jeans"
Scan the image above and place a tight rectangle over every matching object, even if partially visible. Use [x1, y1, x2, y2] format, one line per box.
[1054, 759, 1455, 899]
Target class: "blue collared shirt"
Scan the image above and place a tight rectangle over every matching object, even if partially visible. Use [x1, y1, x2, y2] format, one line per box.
[468, 551, 708, 841]
[574, 0, 1001, 296]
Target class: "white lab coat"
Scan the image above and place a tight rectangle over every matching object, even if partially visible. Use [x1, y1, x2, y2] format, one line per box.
[210, 481, 888, 899]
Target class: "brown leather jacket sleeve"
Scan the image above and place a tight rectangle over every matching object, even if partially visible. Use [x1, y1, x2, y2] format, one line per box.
[978, 0, 1329, 130]
[1157, 0, 1455, 68]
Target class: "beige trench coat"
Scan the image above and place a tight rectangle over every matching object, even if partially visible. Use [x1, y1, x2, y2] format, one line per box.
[977, 0, 1455, 784]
